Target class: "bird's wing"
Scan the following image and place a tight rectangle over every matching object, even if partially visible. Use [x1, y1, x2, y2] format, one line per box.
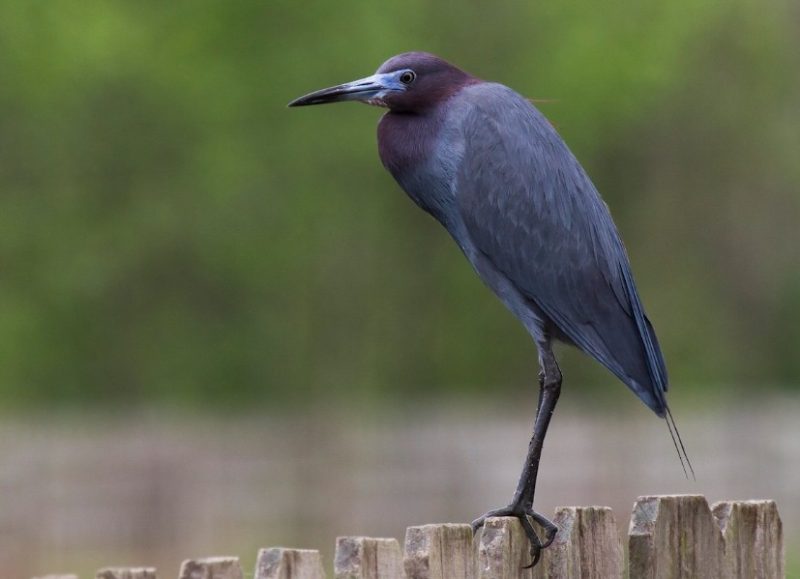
[454, 83, 668, 416]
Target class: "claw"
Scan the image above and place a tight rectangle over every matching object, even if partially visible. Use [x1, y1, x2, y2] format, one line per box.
[470, 517, 486, 534]
[471, 506, 515, 533]
[470, 517, 485, 533]
[527, 508, 558, 548]
[518, 515, 543, 569]
[472, 504, 558, 569]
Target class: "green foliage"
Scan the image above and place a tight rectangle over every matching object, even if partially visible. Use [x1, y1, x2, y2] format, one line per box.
[0, 0, 797, 408]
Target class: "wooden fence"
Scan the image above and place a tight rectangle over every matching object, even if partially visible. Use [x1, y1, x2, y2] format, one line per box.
[34, 495, 783, 579]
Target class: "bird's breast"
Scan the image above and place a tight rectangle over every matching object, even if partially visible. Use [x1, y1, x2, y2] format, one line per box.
[378, 112, 442, 179]
[378, 110, 463, 226]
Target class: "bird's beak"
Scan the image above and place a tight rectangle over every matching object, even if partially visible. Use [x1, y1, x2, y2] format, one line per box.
[288, 72, 402, 107]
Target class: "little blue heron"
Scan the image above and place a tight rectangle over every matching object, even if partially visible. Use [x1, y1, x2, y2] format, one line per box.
[289, 52, 691, 566]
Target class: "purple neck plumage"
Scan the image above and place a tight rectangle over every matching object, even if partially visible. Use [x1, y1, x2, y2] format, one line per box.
[376, 59, 481, 178]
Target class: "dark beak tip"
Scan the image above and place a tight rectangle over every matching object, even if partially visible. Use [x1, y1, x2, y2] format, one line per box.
[287, 95, 324, 108]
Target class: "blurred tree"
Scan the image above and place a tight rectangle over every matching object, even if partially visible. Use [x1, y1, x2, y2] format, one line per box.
[0, 0, 796, 409]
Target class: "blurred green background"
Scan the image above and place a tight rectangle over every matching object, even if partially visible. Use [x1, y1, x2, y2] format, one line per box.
[0, 0, 798, 410]
[2, 1, 799, 577]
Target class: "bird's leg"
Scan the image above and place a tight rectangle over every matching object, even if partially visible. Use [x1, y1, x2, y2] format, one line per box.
[515, 348, 561, 516]
[536, 369, 545, 414]
[471, 345, 562, 568]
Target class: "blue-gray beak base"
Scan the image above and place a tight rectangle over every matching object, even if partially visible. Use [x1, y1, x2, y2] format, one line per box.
[288, 73, 403, 107]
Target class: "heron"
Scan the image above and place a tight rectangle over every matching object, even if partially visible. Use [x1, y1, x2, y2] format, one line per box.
[289, 52, 691, 566]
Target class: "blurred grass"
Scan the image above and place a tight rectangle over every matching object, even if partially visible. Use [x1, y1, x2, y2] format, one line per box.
[0, 0, 797, 410]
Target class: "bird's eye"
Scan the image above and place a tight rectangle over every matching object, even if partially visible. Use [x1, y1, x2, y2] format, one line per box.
[399, 70, 416, 85]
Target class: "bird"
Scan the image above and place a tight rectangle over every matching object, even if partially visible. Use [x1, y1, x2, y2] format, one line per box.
[288, 52, 691, 567]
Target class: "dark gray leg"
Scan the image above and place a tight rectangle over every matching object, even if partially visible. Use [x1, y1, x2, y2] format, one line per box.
[471, 342, 562, 568]
[514, 344, 561, 510]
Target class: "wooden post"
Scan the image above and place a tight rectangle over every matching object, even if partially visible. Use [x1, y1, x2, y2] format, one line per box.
[477, 517, 533, 579]
[31, 494, 786, 579]
[334, 537, 404, 579]
[255, 548, 326, 579]
[96, 569, 157, 579]
[712, 500, 784, 579]
[628, 495, 726, 578]
[477, 509, 622, 579]
[541, 506, 623, 579]
[178, 557, 244, 579]
[404, 523, 474, 579]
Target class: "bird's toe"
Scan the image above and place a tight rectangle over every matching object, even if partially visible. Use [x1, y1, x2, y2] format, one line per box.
[472, 504, 557, 568]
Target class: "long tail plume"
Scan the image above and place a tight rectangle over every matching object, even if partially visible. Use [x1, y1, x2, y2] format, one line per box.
[664, 405, 695, 480]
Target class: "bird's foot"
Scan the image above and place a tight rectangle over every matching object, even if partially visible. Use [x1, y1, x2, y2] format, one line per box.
[471, 504, 558, 568]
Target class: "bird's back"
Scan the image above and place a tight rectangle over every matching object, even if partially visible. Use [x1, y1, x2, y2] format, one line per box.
[441, 83, 669, 416]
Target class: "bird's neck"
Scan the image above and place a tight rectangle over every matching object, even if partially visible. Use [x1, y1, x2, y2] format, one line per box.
[377, 109, 445, 181]
[377, 106, 465, 229]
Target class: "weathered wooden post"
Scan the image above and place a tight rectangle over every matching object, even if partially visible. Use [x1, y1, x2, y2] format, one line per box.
[540, 507, 623, 579]
[30, 494, 786, 579]
[255, 548, 326, 579]
[629, 495, 785, 579]
[178, 556, 244, 579]
[477, 509, 623, 579]
[335, 537, 404, 579]
[96, 568, 157, 579]
[404, 523, 474, 579]
[477, 517, 534, 579]
[712, 500, 784, 579]
[629, 495, 726, 578]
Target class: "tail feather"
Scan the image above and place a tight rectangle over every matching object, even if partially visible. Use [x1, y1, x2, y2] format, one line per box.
[666, 405, 695, 480]
[618, 263, 694, 478]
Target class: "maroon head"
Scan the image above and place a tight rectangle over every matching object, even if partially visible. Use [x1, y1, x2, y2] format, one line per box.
[288, 52, 478, 113]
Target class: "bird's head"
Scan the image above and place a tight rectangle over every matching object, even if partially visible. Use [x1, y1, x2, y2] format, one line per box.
[288, 52, 477, 113]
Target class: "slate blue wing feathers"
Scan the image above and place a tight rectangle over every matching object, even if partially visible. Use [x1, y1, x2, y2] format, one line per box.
[454, 84, 668, 416]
